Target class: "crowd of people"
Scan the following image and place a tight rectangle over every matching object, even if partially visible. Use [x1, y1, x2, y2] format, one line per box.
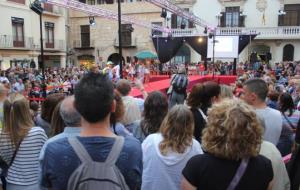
[0, 59, 299, 190]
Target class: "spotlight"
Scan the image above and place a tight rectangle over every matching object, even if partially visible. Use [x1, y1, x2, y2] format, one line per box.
[128, 26, 134, 32]
[161, 8, 167, 18]
[208, 33, 213, 39]
[204, 27, 207, 34]
[30, 0, 43, 15]
[198, 37, 203, 43]
[278, 10, 286, 15]
[89, 16, 96, 26]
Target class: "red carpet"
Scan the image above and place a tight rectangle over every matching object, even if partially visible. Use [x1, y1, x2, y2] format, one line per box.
[130, 75, 237, 97]
[149, 75, 169, 82]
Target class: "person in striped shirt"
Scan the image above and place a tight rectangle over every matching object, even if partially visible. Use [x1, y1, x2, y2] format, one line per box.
[0, 94, 47, 190]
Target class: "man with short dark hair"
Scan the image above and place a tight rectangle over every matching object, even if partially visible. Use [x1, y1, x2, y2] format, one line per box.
[242, 78, 282, 145]
[40, 73, 142, 190]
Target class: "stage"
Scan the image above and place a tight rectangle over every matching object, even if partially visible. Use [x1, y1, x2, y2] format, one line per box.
[130, 75, 237, 97]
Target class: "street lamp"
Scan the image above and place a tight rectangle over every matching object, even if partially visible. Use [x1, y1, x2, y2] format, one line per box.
[30, 0, 46, 97]
[209, 31, 218, 78]
[117, 0, 123, 79]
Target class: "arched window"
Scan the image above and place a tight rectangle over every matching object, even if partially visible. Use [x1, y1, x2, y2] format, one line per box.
[283, 44, 294, 61]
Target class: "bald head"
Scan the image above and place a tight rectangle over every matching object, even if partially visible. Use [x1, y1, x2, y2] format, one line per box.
[60, 96, 81, 127]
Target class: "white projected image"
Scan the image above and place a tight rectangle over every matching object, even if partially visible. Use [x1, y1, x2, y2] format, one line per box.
[207, 36, 239, 58]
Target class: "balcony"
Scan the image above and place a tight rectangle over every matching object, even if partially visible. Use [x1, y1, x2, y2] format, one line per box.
[43, 39, 66, 51]
[114, 36, 137, 47]
[73, 39, 95, 49]
[42, 4, 64, 16]
[0, 35, 34, 49]
[168, 26, 300, 40]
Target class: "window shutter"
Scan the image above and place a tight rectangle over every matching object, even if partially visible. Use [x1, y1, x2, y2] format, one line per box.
[239, 14, 245, 27]
[105, 0, 114, 4]
[278, 15, 284, 26]
[220, 12, 225, 27]
[188, 20, 194, 28]
[171, 14, 177, 29]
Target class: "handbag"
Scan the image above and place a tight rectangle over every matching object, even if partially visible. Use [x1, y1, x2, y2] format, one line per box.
[226, 158, 249, 190]
[0, 139, 23, 190]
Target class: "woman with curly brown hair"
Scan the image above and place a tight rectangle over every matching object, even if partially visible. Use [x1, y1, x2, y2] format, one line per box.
[132, 91, 168, 142]
[187, 81, 220, 143]
[182, 99, 273, 190]
[141, 105, 202, 190]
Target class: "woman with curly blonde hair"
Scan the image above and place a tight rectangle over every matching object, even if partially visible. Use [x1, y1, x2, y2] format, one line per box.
[141, 105, 202, 190]
[182, 99, 274, 190]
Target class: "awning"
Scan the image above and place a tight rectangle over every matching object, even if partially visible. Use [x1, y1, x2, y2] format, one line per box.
[135, 51, 157, 59]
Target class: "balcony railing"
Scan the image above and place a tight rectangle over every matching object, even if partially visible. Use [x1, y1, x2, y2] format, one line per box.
[0, 35, 34, 49]
[0, 35, 65, 51]
[171, 28, 199, 37]
[73, 40, 95, 48]
[168, 26, 300, 39]
[217, 26, 300, 39]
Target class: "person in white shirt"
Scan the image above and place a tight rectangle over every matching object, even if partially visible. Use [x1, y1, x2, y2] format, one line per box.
[116, 79, 147, 132]
[142, 105, 202, 190]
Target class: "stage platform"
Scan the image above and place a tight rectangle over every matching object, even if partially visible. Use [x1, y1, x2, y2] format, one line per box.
[130, 75, 237, 97]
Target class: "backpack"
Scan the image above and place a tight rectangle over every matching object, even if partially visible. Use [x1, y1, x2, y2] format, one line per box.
[172, 74, 188, 93]
[67, 137, 130, 190]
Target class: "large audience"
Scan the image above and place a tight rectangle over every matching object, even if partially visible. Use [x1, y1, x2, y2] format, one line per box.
[0, 59, 300, 190]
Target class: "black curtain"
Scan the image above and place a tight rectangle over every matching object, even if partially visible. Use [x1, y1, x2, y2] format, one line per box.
[185, 36, 207, 57]
[152, 37, 184, 63]
[238, 34, 257, 54]
[152, 34, 256, 63]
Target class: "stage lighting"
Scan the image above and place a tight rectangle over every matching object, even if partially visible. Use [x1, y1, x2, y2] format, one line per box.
[208, 33, 213, 39]
[161, 8, 167, 18]
[204, 27, 207, 34]
[89, 16, 96, 26]
[198, 37, 203, 43]
[278, 10, 286, 15]
[128, 25, 134, 32]
[30, 0, 43, 15]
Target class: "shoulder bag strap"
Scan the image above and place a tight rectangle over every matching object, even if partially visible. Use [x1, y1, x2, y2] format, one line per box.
[9, 138, 23, 167]
[283, 113, 296, 129]
[226, 158, 249, 190]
